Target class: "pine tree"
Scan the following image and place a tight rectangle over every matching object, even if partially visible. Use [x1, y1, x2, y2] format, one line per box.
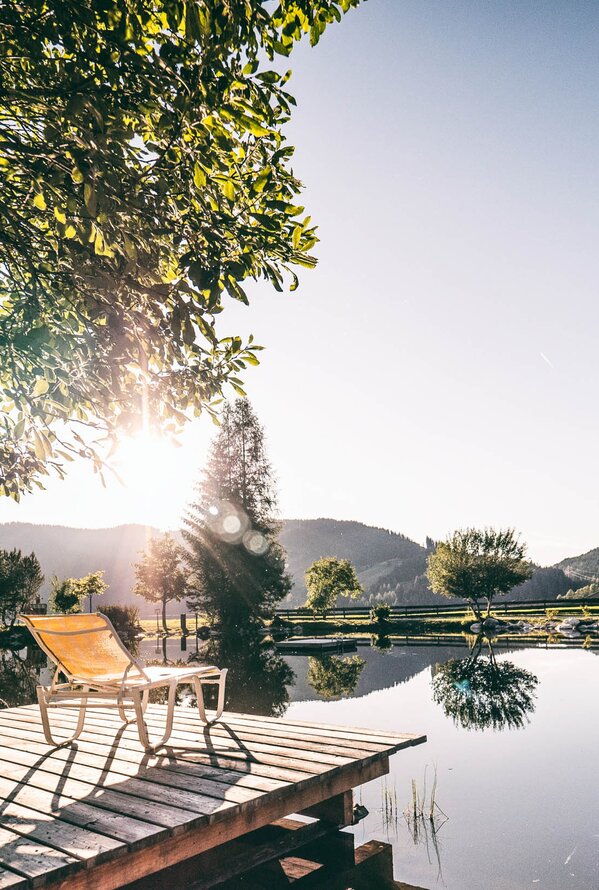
[183, 399, 291, 630]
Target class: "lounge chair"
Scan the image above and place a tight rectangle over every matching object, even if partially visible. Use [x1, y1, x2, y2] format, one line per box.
[20, 612, 227, 752]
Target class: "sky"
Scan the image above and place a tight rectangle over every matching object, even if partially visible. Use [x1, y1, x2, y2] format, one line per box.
[2, 0, 599, 566]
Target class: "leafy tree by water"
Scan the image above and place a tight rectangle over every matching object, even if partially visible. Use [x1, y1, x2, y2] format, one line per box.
[49, 577, 80, 614]
[0, 0, 360, 500]
[184, 399, 290, 630]
[134, 533, 188, 634]
[0, 549, 43, 629]
[427, 528, 533, 621]
[304, 557, 363, 613]
[431, 641, 538, 731]
[307, 654, 365, 699]
[78, 571, 108, 612]
[49, 570, 107, 614]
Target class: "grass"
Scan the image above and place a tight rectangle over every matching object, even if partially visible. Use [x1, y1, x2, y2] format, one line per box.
[138, 602, 599, 638]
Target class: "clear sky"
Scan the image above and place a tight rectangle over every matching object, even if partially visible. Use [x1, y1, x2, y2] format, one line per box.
[2, 0, 599, 566]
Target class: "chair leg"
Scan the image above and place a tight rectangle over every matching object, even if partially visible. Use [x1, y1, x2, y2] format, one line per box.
[214, 668, 227, 721]
[118, 689, 148, 723]
[193, 675, 208, 723]
[193, 670, 227, 725]
[37, 686, 88, 747]
[133, 683, 177, 753]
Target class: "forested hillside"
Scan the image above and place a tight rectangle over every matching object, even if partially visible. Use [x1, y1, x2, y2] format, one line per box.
[0, 523, 161, 607]
[0, 520, 583, 613]
[555, 547, 599, 584]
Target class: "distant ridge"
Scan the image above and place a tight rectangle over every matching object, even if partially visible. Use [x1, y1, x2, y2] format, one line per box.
[555, 547, 599, 584]
[0, 519, 583, 613]
[0, 522, 162, 607]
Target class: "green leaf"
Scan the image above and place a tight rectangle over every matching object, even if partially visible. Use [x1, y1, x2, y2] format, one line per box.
[253, 168, 271, 193]
[193, 163, 206, 188]
[32, 378, 49, 397]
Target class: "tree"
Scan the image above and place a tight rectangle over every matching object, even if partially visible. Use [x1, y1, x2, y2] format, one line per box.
[304, 557, 362, 613]
[134, 534, 188, 634]
[184, 398, 290, 629]
[0, 549, 44, 630]
[49, 576, 81, 614]
[78, 571, 108, 612]
[49, 569, 108, 614]
[0, 0, 361, 500]
[99, 605, 141, 651]
[426, 528, 533, 622]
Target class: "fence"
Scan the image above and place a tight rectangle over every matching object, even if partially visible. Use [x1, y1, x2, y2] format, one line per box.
[274, 597, 598, 621]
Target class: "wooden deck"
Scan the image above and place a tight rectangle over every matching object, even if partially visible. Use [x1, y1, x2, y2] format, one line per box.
[0, 703, 425, 890]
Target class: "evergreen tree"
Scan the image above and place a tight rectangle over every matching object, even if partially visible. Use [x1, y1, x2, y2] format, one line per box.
[183, 399, 290, 630]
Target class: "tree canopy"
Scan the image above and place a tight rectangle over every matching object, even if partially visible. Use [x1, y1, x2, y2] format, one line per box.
[134, 533, 188, 633]
[426, 528, 533, 621]
[49, 569, 107, 614]
[0, 548, 44, 629]
[0, 0, 360, 498]
[184, 398, 290, 628]
[304, 556, 362, 612]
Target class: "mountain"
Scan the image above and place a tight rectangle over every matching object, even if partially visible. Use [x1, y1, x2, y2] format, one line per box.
[0, 522, 162, 608]
[555, 547, 599, 585]
[279, 519, 426, 606]
[0, 519, 582, 614]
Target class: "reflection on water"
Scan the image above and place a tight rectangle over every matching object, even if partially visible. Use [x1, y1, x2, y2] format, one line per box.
[431, 636, 539, 731]
[140, 629, 295, 717]
[306, 654, 366, 699]
[2, 630, 599, 888]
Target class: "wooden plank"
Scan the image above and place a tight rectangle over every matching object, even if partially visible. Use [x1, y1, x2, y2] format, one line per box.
[0, 868, 28, 890]
[209, 709, 426, 745]
[0, 798, 124, 866]
[0, 746, 255, 813]
[0, 720, 303, 789]
[123, 817, 340, 890]
[0, 825, 80, 887]
[0, 775, 164, 848]
[0, 717, 316, 787]
[44, 755, 389, 890]
[4, 709, 375, 770]
[10, 704, 404, 759]
[0, 711, 348, 776]
[0, 731, 261, 793]
[0, 763, 213, 833]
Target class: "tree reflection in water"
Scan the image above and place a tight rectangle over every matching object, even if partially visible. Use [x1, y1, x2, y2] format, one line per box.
[307, 654, 365, 700]
[0, 646, 42, 708]
[431, 637, 539, 731]
[200, 628, 295, 717]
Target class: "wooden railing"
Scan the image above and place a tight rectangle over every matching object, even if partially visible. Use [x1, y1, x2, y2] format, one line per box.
[274, 597, 598, 621]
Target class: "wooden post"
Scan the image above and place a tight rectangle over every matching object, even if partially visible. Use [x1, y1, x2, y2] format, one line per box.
[301, 790, 354, 827]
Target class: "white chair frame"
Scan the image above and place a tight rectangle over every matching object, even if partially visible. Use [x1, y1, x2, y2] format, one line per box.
[21, 614, 227, 753]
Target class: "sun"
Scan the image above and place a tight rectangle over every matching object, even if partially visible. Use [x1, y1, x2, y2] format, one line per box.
[110, 432, 186, 527]
[113, 432, 179, 488]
